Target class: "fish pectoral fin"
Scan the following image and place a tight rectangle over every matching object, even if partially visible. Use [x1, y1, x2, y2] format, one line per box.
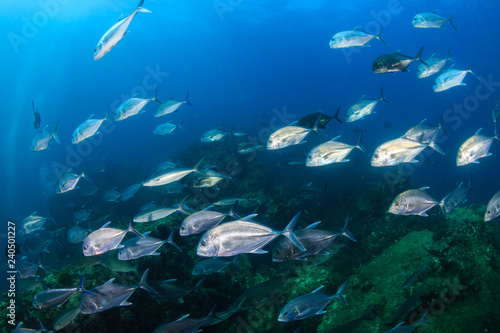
[316, 310, 327, 315]
[418, 212, 429, 217]
[150, 252, 160, 256]
[120, 301, 133, 306]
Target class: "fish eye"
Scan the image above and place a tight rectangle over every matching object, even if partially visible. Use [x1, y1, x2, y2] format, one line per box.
[374, 153, 379, 158]
[283, 312, 288, 316]
[83, 245, 87, 250]
[395, 201, 400, 207]
[200, 241, 206, 247]
[487, 210, 491, 214]
[276, 250, 281, 255]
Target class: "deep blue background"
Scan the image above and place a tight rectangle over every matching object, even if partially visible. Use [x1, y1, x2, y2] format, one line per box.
[1, 0, 500, 228]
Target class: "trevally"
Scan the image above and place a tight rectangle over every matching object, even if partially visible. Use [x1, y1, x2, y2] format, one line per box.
[372, 47, 426, 74]
[32, 276, 93, 310]
[56, 169, 91, 194]
[201, 129, 230, 142]
[456, 128, 499, 166]
[306, 134, 366, 167]
[143, 159, 205, 187]
[79, 269, 157, 314]
[192, 256, 240, 276]
[115, 87, 160, 121]
[433, 65, 478, 92]
[417, 50, 453, 79]
[103, 187, 121, 202]
[485, 190, 500, 222]
[118, 231, 181, 261]
[278, 282, 348, 322]
[345, 86, 390, 123]
[401, 117, 447, 143]
[412, 12, 457, 30]
[32, 121, 60, 151]
[32, 100, 41, 129]
[267, 117, 324, 150]
[389, 187, 439, 217]
[94, 0, 151, 61]
[155, 93, 192, 117]
[82, 220, 143, 256]
[329, 27, 387, 48]
[196, 212, 306, 257]
[120, 183, 142, 201]
[72, 114, 109, 144]
[154, 120, 184, 135]
[439, 180, 472, 219]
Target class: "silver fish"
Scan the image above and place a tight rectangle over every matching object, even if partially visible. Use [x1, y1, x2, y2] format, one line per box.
[417, 51, 453, 79]
[49, 306, 81, 332]
[278, 282, 348, 322]
[485, 190, 500, 222]
[457, 128, 498, 166]
[120, 183, 142, 201]
[389, 187, 439, 217]
[32, 121, 60, 151]
[267, 116, 324, 150]
[94, 0, 151, 61]
[103, 188, 121, 202]
[401, 117, 447, 143]
[155, 93, 191, 117]
[17, 258, 44, 279]
[143, 158, 204, 187]
[412, 12, 456, 30]
[79, 269, 157, 314]
[154, 120, 183, 135]
[152, 307, 214, 333]
[306, 134, 366, 166]
[439, 181, 471, 219]
[179, 203, 239, 236]
[434, 66, 478, 92]
[56, 170, 91, 194]
[201, 129, 229, 142]
[72, 114, 109, 144]
[22, 212, 48, 234]
[329, 27, 387, 49]
[192, 256, 240, 276]
[73, 209, 91, 224]
[196, 212, 306, 257]
[82, 220, 142, 256]
[371, 134, 444, 167]
[68, 226, 91, 244]
[156, 160, 178, 172]
[118, 231, 181, 260]
[133, 197, 189, 222]
[32, 276, 92, 310]
[386, 310, 430, 333]
[345, 87, 390, 123]
[115, 88, 159, 121]
[11, 320, 48, 333]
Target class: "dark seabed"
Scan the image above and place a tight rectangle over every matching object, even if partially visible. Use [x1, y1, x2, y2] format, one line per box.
[1, 0, 500, 332]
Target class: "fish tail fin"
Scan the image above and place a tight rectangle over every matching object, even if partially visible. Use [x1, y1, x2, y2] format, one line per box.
[37, 317, 49, 333]
[375, 26, 388, 45]
[177, 119, 185, 131]
[468, 62, 480, 80]
[332, 107, 343, 124]
[194, 157, 206, 174]
[81, 172, 93, 183]
[438, 194, 450, 219]
[78, 274, 96, 297]
[194, 277, 209, 298]
[355, 131, 367, 155]
[427, 130, 445, 155]
[137, 0, 151, 13]
[152, 86, 162, 104]
[418, 309, 432, 326]
[312, 115, 327, 137]
[448, 15, 457, 31]
[334, 280, 349, 306]
[178, 195, 191, 215]
[379, 86, 391, 103]
[231, 255, 242, 270]
[438, 113, 449, 136]
[185, 92, 192, 106]
[167, 230, 182, 252]
[340, 213, 357, 242]
[139, 268, 158, 294]
[228, 200, 242, 219]
[281, 212, 306, 251]
[128, 218, 144, 237]
[447, 49, 455, 63]
[415, 46, 427, 65]
[52, 119, 61, 144]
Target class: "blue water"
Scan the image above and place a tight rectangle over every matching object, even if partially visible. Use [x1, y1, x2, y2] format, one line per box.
[1, 0, 500, 330]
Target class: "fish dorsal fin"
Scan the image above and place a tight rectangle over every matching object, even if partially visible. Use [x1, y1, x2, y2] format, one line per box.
[175, 314, 190, 322]
[304, 221, 322, 229]
[163, 279, 177, 283]
[241, 214, 258, 221]
[330, 135, 341, 142]
[353, 26, 363, 31]
[429, 53, 435, 58]
[311, 286, 325, 293]
[475, 128, 483, 135]
[419, 118, 427, 124]
[289, 120, 298, 126]
[100, 221, 112, 229]
[116, 14, 125, 22]
[87, 114, 95, 120]
[419, 186, 430, 191]
[202, 205, 214, 211]
[104, 278, 116, 285]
